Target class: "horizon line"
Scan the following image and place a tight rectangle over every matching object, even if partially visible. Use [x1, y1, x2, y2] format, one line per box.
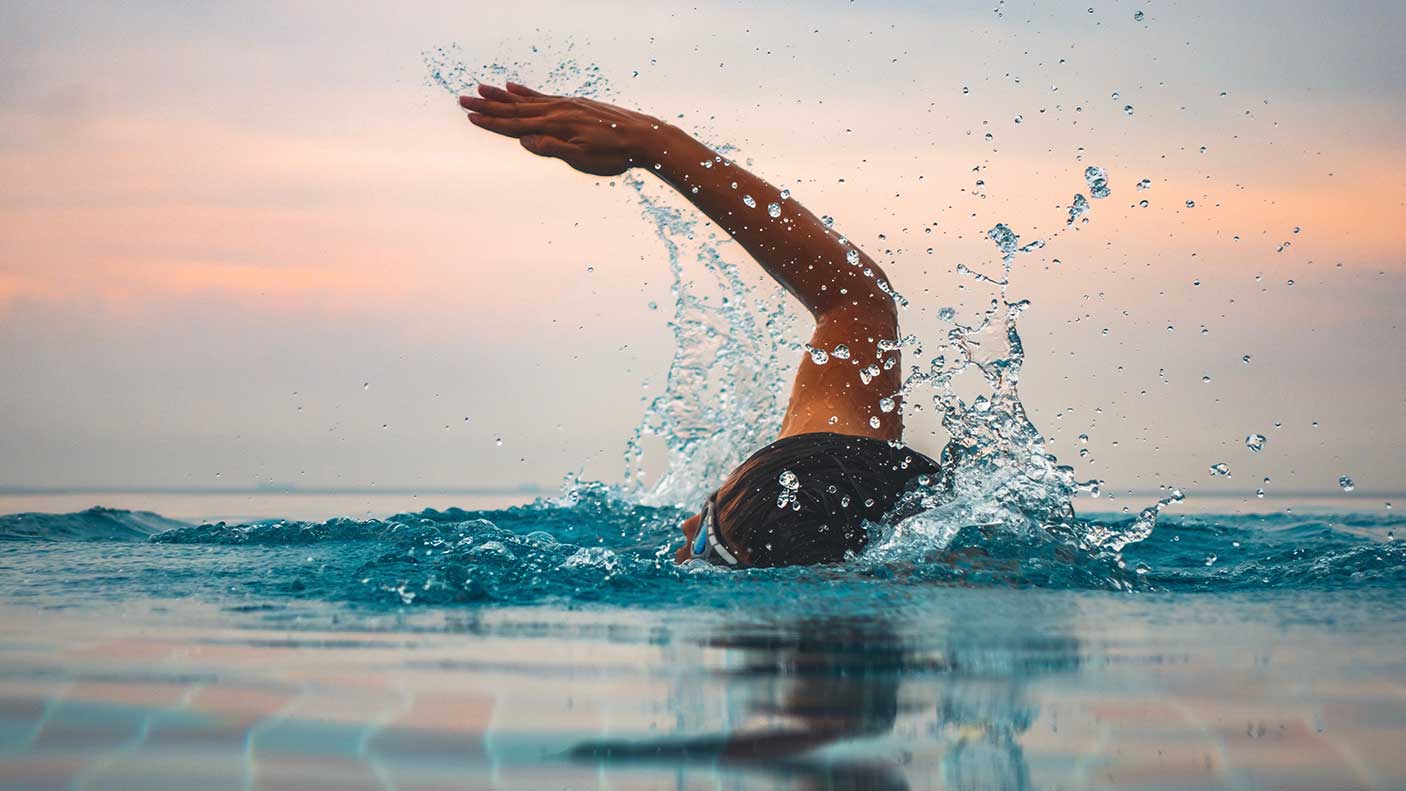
[0, 485, 1398, 499]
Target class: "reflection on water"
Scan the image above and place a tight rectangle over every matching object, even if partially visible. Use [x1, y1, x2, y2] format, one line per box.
[0, 590, 1404, 790]
[570, 616, 1077, 791]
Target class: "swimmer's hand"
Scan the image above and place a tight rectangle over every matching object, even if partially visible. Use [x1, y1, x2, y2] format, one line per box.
[459, 83, 669, 176]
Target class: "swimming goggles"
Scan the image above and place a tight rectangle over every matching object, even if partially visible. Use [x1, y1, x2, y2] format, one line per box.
[690, 494, 740, 566]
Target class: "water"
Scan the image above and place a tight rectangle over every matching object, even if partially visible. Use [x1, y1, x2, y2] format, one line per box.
[4, 47, 1405, 791]
[1, 502, 1405, 789]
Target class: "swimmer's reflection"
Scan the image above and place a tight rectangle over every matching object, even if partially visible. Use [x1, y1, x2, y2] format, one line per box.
[568, 618, 1079, 791]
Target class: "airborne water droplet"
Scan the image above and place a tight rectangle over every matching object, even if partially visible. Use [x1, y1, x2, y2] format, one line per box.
[1123, 104, 1135, 116]
[1209, 462, 1230, 476]
[1339, 475, 1355, 492]
[1066, 194, 1090, 226]
[1084, 166, 1111, 199]
[1245, 434, 1266, 452]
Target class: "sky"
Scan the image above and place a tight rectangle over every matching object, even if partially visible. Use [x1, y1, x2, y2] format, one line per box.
[1, 0, 1403, 502]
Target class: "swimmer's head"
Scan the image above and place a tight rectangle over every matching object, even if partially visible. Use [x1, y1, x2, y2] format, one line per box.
[676, 434, 940, 567]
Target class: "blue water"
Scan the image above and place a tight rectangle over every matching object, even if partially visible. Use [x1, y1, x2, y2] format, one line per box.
[2, 499, 1406, 790]
[3, 499, 1402, 615]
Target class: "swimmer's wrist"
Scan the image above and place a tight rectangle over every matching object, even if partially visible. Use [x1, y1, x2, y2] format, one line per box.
[632, 122, 695, 174]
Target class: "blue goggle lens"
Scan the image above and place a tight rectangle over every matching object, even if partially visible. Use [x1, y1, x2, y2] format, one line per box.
[692, 515, 710, 556]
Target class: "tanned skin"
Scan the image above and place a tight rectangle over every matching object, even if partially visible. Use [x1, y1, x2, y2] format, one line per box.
[459, 83, 906, 563]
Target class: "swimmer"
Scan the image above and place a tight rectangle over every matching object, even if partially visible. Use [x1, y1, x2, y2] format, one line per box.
[460, 83, 945, 567]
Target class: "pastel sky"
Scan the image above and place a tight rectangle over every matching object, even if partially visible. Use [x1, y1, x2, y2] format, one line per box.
[2, 0, 1403, 501]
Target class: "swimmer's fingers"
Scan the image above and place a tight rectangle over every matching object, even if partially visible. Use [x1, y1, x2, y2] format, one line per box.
[466, 112, 564, 139]
[460, 95, 555, 118]
[506, 82, 551, 98]
[476, 83, 550, 103]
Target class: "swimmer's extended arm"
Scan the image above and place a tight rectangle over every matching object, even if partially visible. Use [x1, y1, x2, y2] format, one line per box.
[461, 83, 904, 440]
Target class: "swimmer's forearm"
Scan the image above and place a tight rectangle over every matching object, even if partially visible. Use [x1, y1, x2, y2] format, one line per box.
[642, 126, 896, 321]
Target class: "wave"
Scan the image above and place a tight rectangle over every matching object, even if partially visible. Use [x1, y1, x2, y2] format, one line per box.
[0, 506, 189, 542]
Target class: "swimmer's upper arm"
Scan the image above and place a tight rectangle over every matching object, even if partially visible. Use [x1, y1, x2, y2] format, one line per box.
[779, 301, 903, 442]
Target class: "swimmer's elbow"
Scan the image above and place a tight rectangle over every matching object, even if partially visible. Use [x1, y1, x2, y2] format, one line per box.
[816, 295, 900, 336]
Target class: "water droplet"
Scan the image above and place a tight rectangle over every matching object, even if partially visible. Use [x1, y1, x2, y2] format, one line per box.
[859, 364, 880, 385]
[1256, 488, 1266, 498]
[779, 470, 799, 490]
[495, 437, 503, 447]
[1209, 462, 1230, 476]
[1139, 199, 1149, 208]
[938, 307, 956, 320]
[879, 397, 895, 413]
[1134, 10, 1145, 21]
[869, 416, 882, 429]
[988, 223, 1020, 256]
[1242, 354, 1252, 364]
[1245, 434, 1266, 452]
[1339, 475, 1355, 492]
[1202, 374, 1211, 384]
[1067, 194, 1090, 225]
[1204, 553, 1217, 567]
[1084, 166, 1111, 199]
[1136, 178, 1151, 190]
[1013, 114, 1023, 124]
[767, 202, 781, 218]
[846, 249, 860, 266]
[962, 86, 969, 95]
[1185, 200, 1196, 208]
[832, 344, 851, 360]
[780, 188, 791, 200]
[806, 344, 829, 365]
[743, 194, 756, 208]
[1123, 104, 1135, 116]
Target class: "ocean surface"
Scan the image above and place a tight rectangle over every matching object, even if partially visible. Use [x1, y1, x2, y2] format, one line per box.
[1, 492, 1404, 790]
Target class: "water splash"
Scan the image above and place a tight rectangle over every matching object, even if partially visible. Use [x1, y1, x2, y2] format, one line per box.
[424, 41, 613, 100]
[427, 49, 1172, 580]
